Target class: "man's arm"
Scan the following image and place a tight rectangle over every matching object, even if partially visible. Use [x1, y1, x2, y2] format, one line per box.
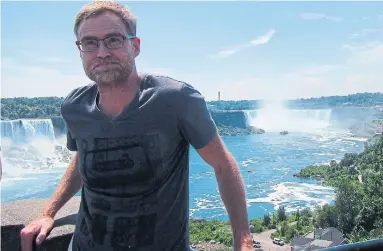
[176, 82, 252, 249]
[41, 152, 82, 218]
[196, 133, 252, 250]
[20, 152, 83, 251]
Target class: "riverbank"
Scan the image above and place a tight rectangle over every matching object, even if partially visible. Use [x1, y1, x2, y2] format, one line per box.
[293, 133, 383, 186]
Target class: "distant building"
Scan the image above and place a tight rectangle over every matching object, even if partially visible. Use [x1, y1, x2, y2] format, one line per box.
[291, 227, 348, 251]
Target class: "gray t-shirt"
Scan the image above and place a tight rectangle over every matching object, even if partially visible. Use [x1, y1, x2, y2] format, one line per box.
[61, 73, 217, 251]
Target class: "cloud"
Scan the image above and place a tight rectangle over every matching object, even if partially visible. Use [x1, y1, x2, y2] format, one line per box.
[343, 41, 383, 66]
[300, 12, 343, 22]
[214, 41, 383, 101]
[208, 29, 275, 59]
[2, 58, 90, 98]
[350, 28, 381, 39]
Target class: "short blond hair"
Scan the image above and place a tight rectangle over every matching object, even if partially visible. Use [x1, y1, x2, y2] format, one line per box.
[74, 0, 136, 37]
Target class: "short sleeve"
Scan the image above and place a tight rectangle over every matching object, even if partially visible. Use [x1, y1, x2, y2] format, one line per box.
[66, 131, 78, 151]
[178, 83, 217, 149]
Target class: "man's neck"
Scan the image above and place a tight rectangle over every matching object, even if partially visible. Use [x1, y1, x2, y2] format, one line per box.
[97, 72, 142, 117]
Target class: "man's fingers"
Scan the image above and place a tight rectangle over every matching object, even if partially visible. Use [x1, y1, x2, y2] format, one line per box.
[20, 224, 40, 251]
[35, 225, 50, 245]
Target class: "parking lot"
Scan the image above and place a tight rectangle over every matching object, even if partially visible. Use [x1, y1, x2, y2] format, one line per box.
[252, 229, 291, 251]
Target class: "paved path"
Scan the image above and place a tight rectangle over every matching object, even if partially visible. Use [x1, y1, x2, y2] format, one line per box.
[252, 229, 290, 251]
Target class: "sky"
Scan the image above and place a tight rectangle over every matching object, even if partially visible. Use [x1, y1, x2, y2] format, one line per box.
[1, 1, 383, 101]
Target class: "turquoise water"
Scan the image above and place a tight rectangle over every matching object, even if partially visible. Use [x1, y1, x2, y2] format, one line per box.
[1, 130, 365, 221]
[189, 131, 365, 220]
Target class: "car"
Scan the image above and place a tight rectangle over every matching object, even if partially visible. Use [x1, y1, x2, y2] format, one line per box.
[253, 243, 261, 248]
[253, 239, 261, 245]
[273, 237, 285, 246]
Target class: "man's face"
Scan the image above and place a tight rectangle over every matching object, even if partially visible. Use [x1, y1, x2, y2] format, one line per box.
[76, 11, 140, 85]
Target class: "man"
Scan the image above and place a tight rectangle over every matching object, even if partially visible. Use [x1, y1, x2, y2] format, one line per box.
[20, 1, 252, 250]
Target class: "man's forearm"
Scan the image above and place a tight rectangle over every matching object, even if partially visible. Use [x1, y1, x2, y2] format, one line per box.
[214, 154, 252, 249]
[42, 153, 82, 218]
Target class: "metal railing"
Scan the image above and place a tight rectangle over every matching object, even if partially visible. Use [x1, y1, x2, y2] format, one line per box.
[320, 238, 383, 251]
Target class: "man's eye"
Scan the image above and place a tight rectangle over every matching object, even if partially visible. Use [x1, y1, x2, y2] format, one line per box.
[83, 40, 97, 46]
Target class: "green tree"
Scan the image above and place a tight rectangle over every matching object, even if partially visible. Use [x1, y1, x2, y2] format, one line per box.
[277, 206, 287, 222]
[316, 204, 338, 228]
[335, 178, 364, 234]
[263, 213, 271, 227]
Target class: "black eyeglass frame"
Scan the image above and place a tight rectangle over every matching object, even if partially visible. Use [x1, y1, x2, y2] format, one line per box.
[75, 34, 136, 52]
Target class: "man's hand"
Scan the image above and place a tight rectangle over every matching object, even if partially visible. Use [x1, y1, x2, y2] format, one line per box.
[20, 153, 81, 251]
[20, 215, 54, 251]
[234, 232, 253, 251]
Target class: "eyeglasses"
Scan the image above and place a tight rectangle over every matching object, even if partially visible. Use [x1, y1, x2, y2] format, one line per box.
[75, 34, 136, 52]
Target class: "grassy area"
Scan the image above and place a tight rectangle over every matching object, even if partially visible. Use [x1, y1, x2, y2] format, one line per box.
[189, 219, 233, 246]
[189, 208, 298, 246]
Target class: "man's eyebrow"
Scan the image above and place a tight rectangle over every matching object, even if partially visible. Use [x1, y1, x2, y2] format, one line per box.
[79, 32, 125, 41]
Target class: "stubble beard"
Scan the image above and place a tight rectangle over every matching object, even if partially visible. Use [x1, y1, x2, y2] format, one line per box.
[87, 58, 133, 87]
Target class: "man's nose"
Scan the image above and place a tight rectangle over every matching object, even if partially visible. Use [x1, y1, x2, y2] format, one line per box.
[96, 42, 111, 58]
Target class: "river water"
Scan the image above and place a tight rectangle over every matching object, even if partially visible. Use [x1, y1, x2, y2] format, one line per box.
[2, 104, 373, 220]
[1, 126, 365, 221]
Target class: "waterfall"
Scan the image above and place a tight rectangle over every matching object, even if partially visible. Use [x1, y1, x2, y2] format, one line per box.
[1, 119, 56, 144]
[244, 105, 332, 132]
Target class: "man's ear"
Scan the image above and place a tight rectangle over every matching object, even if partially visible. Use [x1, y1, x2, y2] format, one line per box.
[133, 37, 141, 57]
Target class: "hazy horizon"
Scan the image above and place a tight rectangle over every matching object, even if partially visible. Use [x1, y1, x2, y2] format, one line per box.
[2, 91, 382, 102]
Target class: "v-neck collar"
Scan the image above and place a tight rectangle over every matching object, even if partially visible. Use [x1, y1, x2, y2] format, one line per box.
[93, 73, 148, 122]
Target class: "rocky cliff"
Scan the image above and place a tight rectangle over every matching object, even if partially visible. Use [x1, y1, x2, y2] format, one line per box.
[209, 110, 248, 129]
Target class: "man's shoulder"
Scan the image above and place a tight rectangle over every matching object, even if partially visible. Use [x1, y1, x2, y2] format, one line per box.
[145, 73, 202, 98]
[61, 83, 97, 113]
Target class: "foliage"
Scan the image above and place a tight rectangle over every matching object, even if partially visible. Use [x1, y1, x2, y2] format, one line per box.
[287, 92, 383, 109]
[335, 178, 364, 234]
[1, 97, 63, 120]
[263, 213, 271, 227]
[294, 135, 383, 243]
[208, 100, 260, 110]
[207, 92, 383, 110]
[269, 208, 315, 243]
[189, 219, 233, 246]
[269, 135, 383, 244]
[314, 204, 337, 229]
[277, 206, 287, 222]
